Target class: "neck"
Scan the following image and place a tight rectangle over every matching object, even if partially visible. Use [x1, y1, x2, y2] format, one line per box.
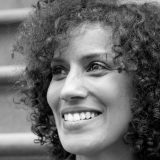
[76, 140, 134, 160]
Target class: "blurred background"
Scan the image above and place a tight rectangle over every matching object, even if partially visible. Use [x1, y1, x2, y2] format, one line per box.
[0, 0, 48, 159]
[0, 0, 37, 134]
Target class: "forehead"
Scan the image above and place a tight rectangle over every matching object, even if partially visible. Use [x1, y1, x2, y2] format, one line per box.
[54, 23, 115, 61]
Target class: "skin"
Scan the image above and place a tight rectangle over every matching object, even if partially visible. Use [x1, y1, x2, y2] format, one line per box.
[47, 23, 134, 160]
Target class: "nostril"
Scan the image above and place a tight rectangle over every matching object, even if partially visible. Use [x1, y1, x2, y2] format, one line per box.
[71, 96, 85, 99]
[61, 95, 86, 102]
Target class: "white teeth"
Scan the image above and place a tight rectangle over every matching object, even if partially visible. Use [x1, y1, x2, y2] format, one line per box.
[64, 114, 68, 121]
[68, 113, 74, 121]
[63, 111, 100, 122]
[73, 113, 80, 121]
[80, 112, 85, 120]
[85, 112, 91, 119]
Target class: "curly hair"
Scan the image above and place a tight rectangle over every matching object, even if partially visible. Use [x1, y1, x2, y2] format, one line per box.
[14, 0, 160, 160]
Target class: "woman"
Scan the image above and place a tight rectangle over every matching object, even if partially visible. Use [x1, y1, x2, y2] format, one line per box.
[14, 0, 160, 160]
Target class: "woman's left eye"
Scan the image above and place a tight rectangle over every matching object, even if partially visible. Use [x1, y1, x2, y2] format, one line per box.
[87, 62, 110, 73]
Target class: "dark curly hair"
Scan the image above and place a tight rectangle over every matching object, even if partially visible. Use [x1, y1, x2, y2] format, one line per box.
[14, 0, 160, 160]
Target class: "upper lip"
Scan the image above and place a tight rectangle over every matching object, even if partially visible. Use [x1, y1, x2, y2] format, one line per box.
[61, 106, 103, 117]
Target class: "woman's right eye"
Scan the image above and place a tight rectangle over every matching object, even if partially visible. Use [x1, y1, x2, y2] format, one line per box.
[51, 66, 67, 80]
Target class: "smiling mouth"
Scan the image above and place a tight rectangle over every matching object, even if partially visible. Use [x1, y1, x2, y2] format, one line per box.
[63, 111, 102, 122]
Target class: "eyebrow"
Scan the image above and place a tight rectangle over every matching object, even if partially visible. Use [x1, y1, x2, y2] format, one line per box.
[52, 52, 108, 63]
[80, 53, 108, 61]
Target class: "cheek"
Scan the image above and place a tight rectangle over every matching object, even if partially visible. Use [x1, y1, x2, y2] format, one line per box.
[85, 73, 132, 131]
[46, 82, 62, 114]
[86, 73, 131, 105]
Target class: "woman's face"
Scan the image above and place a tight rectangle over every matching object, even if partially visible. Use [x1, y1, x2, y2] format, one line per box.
[47, 23, 132, 156]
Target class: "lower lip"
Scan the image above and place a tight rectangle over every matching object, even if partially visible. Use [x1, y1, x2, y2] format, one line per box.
[62, 114, 103, 131]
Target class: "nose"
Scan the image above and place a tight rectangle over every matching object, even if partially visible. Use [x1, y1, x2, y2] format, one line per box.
[60, 70, 88, 102]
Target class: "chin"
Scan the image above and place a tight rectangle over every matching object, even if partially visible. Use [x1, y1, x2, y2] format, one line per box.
[59, 133, 112, 156]
[62, 140, 100, 156]
[59, 129, 127, 157]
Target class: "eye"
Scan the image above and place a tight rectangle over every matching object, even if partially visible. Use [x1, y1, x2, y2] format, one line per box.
[51, 65, 67, 80]
[86, 61, 112, 76]
[87, 62, 109, 72]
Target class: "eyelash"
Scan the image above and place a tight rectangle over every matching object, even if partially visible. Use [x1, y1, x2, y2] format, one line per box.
[87, 61, 109, 72]
[51, 65, 68, 79]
